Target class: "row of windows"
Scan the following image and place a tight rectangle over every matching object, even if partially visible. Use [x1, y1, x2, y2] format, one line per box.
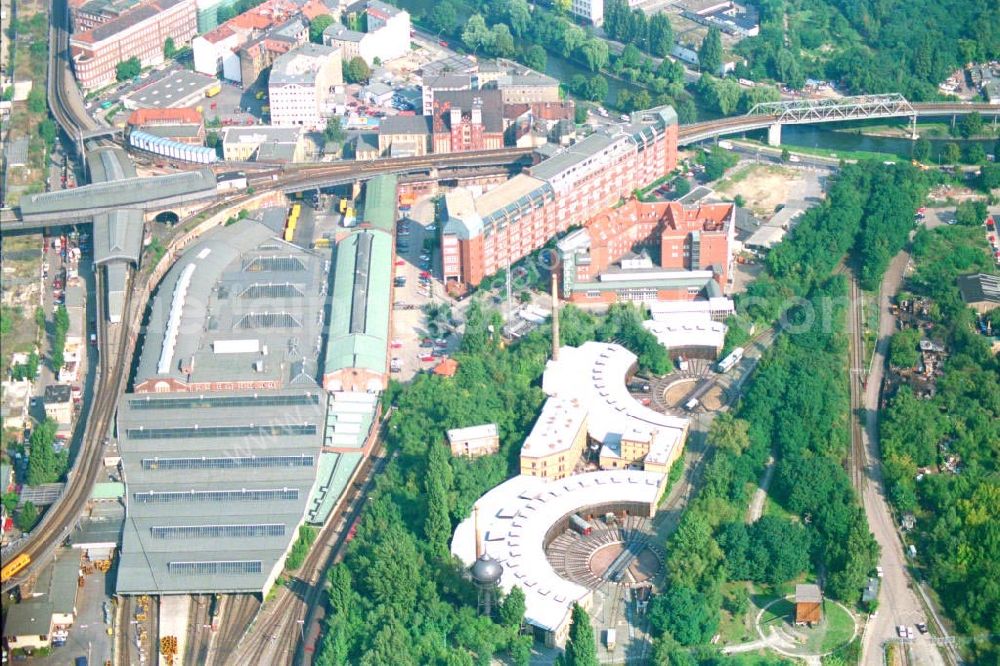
[151, 524, 285, 539]
[239, 283, 305, 299]
[242, 256, 306, 272]
[128, 393, 321, 410]
[133, 488, 300, 503]
[126, 424, 317, 440]
[142, 455, 314, 470]
[167, 560, 262, 575]
[236, 312, 302, 329]
[141, 455, 314, 471]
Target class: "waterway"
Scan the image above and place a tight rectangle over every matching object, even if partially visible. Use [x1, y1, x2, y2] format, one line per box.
[778, 125, 996, 161]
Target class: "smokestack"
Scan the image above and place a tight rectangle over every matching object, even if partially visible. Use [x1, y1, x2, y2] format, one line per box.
[474, 505, 482, 559]
[551, 271, 560, 361]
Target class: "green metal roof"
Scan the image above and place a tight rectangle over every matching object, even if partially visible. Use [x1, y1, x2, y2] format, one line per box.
[326, 229, 392, 375]
[91, 482, 125, 500]
[361, 174, 397, 233]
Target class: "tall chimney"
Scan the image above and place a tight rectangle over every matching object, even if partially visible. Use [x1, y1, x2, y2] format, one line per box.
[474, 505, 482, 559]
[551, 270, 560, 361]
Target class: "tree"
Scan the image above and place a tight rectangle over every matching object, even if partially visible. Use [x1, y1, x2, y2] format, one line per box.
[698, 27, 723, 74]
[26, 86, 45, 114]
[574, 105, 587, 124]
[343, 56, 371, 84]
[310, 15, 334, 43]
[38, 119, 57, 147]
[524, 45, 547, 72]
[941, 142, 961, 164]
[427, 0, 457, 35]
[164, 36, 177, 59]
[978, 164, 1000, 190]
[958, 112, 984, 139]
[649, 586, 718, 645]
[888, 328, 921, 368]
[17, 501, 38, 532]
[560, 603, 597, 666]
[560, 25, 586, 59]
[963, 143, 987, 165]
[648, 13, 673, 57]
[423, 443, 453, 555]
[27, 419, 58, 486]
[620, 44, 642, 70]
[912, 137, 932, 162]
[116, 56, 141, 82]
[490, 24, 516, 58]
[955, 199, 987, 226]
[462, 14, 493, 54]
[708, 413, 750, 455]
[780, 148, 790, 162]
[217, 5, 236, 22]
[324, 116, 345, 145]
[579, 38, 609, 73]
[499, 586, 526, 630]
[505, 0, 531, 38]
[673, 178, 691, 197]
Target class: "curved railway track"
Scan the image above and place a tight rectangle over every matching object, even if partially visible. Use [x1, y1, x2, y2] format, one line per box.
[225, 443, 390, 666]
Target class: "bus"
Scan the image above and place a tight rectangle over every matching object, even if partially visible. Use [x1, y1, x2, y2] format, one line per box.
[715, 347, 744, 374]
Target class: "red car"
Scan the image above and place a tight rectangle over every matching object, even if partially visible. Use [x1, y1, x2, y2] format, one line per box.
[419, 354, 435, 362]
[419, 271, 431, 278]
[395, 259, 405, 266]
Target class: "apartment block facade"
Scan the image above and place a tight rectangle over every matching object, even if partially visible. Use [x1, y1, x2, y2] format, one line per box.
[71, 0, 197, 91]
[440, 106, 679, 288]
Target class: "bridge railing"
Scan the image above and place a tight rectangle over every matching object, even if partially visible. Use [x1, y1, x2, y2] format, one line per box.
[748, 94, 915, 123]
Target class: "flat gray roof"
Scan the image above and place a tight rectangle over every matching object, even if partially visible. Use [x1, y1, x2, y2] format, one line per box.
[115, 388, 326, 595]
[270, 43, 339, 86]
[123, 69, 217, 109]
[2, 600, 53, 638]
[19, 169, 217, 217]
[134, 219, 329, 390]
[87, 146, 138, 183]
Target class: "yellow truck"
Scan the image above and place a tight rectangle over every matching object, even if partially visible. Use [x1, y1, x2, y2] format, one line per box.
[205, 83, 222, 98]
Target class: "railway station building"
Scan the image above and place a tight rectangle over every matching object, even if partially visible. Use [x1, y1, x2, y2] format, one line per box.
[115, 217, 336, 596]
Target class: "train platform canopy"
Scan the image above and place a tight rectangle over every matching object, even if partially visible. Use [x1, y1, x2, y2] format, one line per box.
[451, 470, 666, 646]
[647, 297, 735, 321]
[19, 168, 217, 218]
[93, 208, 144, 265]
[72, 502, 125, 561]
[114, 388, 326, 595]
[305, 451, 363, 525]
[542, 342, 689, 469]
[359, 174, 398, 233]
[87, 146, 138, 184]
[132, 219, 329, 393]
[323, 229, 392, 391]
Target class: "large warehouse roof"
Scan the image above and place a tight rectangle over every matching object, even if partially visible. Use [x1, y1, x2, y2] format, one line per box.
[543, 342, 688, 467]
[115, 389, 326, 595]
[451, 471, 665, 639]
[324, 229, 391, 383]
[134, 218, 329, 391]
[643, 316, 727, 351]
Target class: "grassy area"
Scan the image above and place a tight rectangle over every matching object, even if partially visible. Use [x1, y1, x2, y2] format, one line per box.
[758, 596, 856, 654]
[5, 1, 53, 205]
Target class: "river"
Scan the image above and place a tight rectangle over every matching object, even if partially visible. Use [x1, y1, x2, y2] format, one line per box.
[771, 125, 996, 160]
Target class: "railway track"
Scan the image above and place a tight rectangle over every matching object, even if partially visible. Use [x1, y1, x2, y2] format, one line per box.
[225, 443, 390, 666]
[846, 273, 868, 490]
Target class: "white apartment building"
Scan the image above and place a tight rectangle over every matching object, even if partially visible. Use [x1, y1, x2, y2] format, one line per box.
[268, 43, 342, 129]
[570, 0, 603, 26]
[323, 0, 410, 66]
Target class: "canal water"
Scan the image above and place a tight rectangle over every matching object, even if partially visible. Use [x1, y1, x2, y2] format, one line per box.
[773, 125, 996, 160]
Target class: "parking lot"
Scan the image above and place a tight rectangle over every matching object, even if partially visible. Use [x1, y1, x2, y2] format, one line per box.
[389, 198, 464, 381]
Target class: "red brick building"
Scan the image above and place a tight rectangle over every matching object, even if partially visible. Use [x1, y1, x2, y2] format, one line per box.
[557, 198, 735, 305]
[71, 0, 197, 91]
[440, 106, 679, 288]
[431, 90, 504, 154]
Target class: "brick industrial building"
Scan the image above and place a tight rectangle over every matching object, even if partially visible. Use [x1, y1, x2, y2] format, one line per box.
[70, 0, 197, 91]
[558, 199, 736, 304]
[440, 106, 680, 288]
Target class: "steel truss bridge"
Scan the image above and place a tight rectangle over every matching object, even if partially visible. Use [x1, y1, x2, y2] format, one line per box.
[747, 93, 914, 123]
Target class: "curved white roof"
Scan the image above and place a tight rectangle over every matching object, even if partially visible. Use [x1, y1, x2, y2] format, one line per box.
[542, 342, 688, 460]
[643, 317, 727, 351]
[451, 470, 664, 636]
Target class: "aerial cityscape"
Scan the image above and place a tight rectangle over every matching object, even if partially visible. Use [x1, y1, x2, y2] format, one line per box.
[0, 0, 997, 663]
